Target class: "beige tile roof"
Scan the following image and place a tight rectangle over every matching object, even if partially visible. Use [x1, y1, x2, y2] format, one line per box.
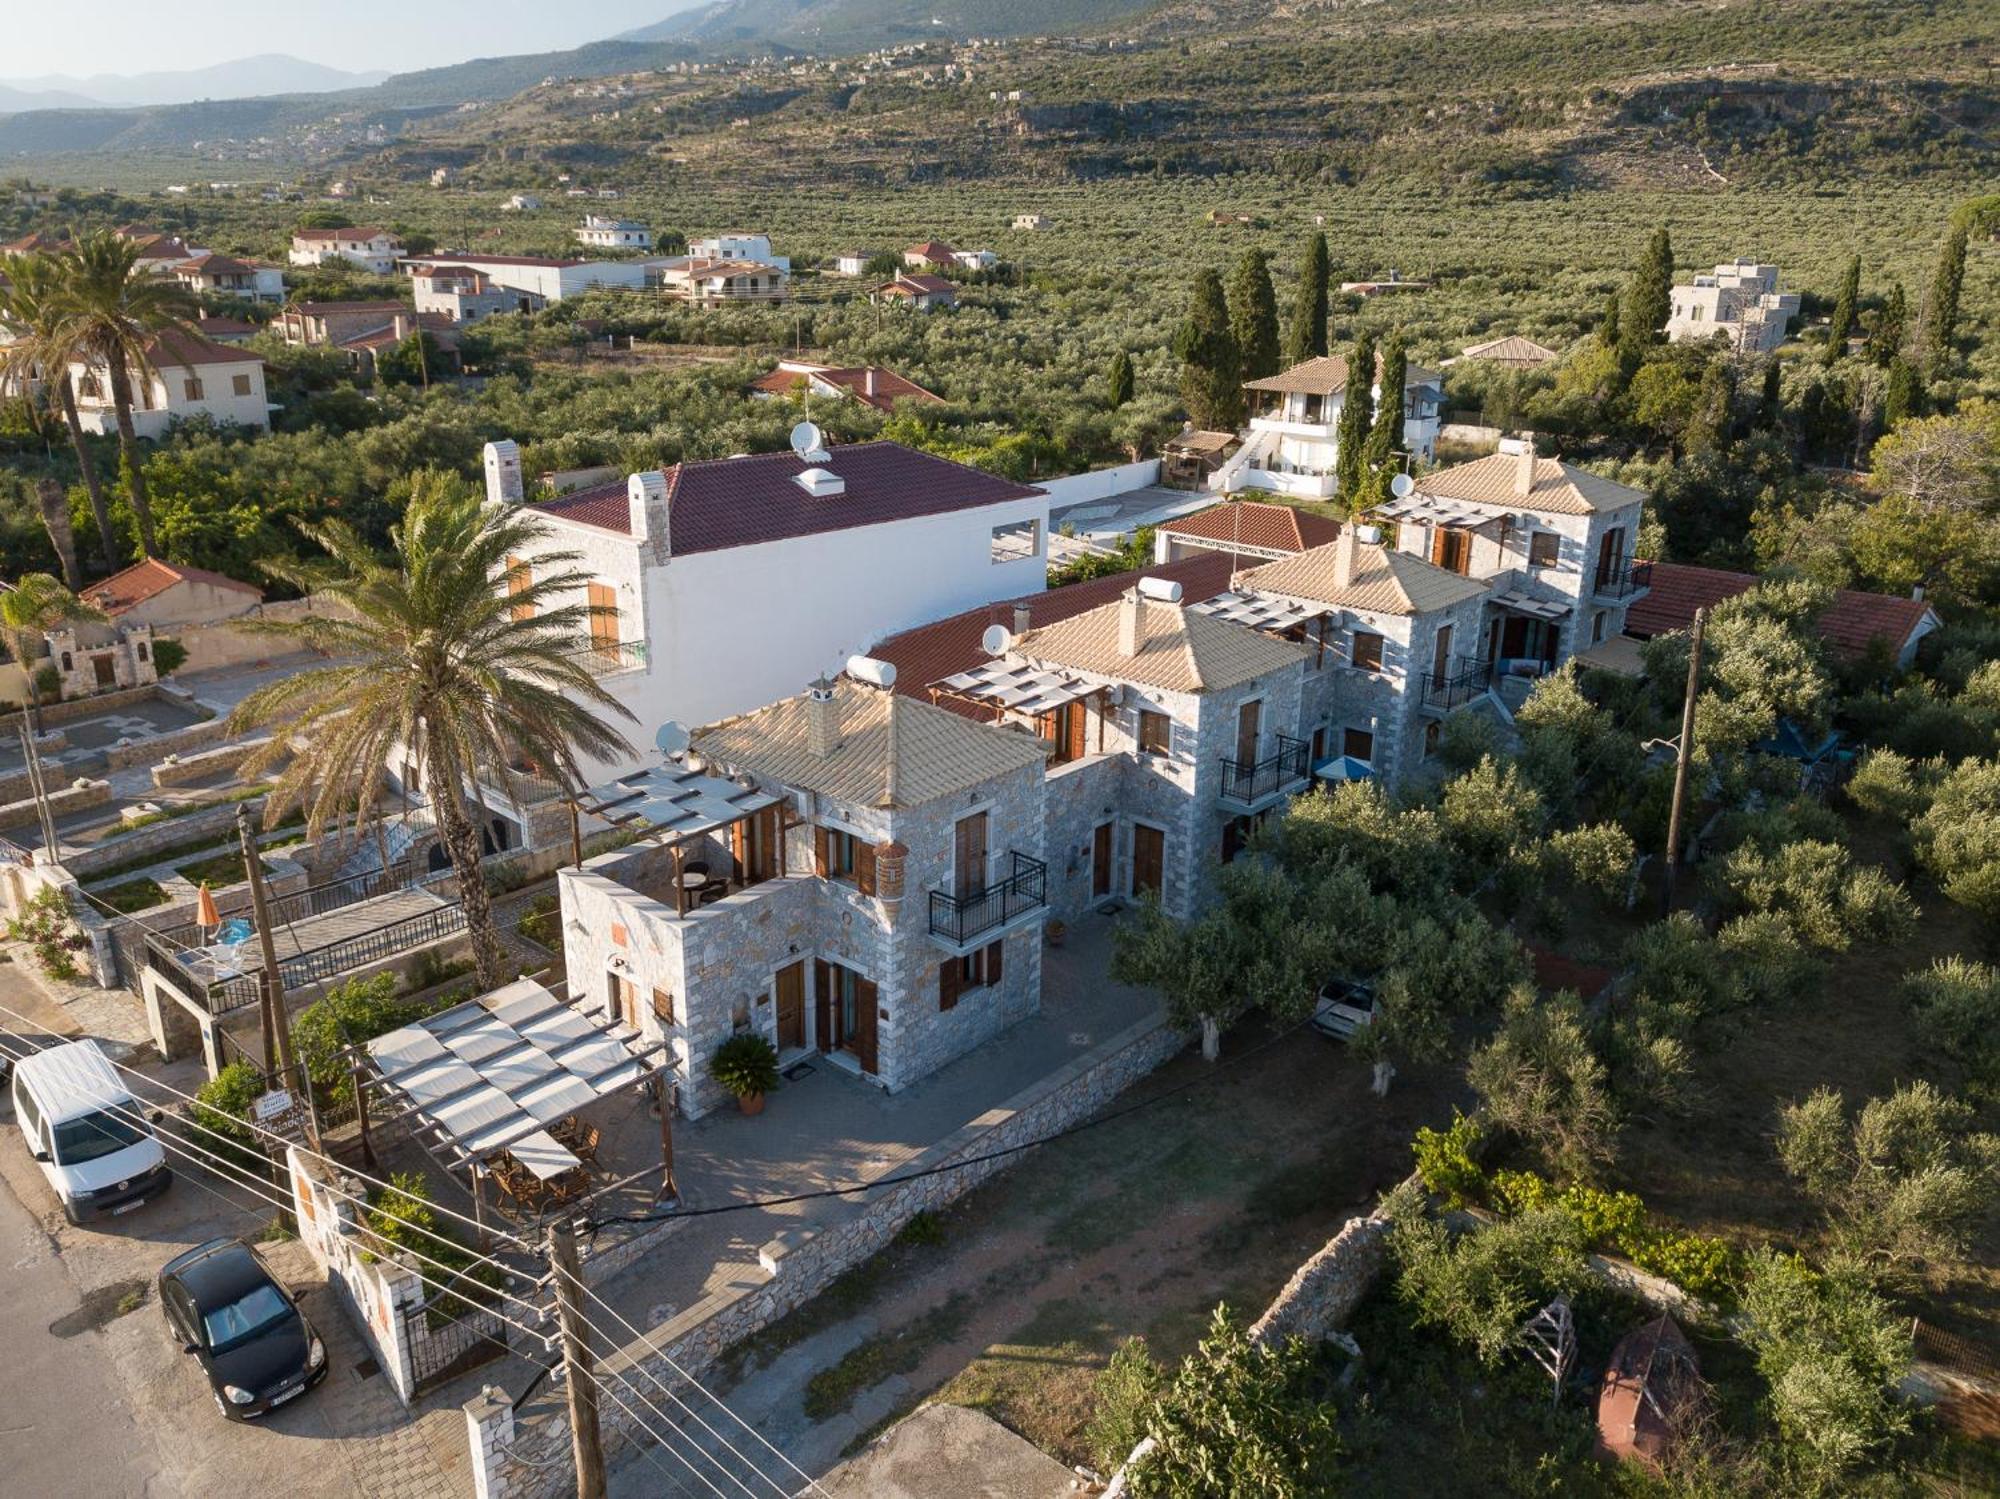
[1413, 453, 1645, 517]
[1014, 594, 1307, 694]
[1244, 352, 1440, 396]
[1459, 335, 1560, 365]
[1241, 540, 1490, 616]
[693, 680, 1044, 809]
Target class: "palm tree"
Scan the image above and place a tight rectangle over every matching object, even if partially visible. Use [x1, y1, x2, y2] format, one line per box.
[34, 478, 81, 589]
[228, 475, 637, 989]
[0, 250, 120, 572]
[0, 573, 106, 734]
[56, 230, 198, 559]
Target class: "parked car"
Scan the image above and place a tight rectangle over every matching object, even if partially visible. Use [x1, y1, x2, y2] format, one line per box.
[158, 1238, 328, 1420]
[1309, 977, 1378, 1041]
[11, 1039, 171, 1223]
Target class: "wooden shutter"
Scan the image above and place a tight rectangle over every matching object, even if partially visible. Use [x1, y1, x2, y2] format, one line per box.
[939, 959, 962, 1011]
[815, 959, 832, 1047]
[855, 840, 877, 896]
[1065, 702, 1088, 762]
[652, 988, 675, 1026]
[853, 978, 879, 1074]
[813, 826, 829, 877]
[985, 939, 1003, 987]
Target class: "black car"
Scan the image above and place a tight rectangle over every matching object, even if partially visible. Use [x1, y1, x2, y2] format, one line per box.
[158, 1238, 328, 1420]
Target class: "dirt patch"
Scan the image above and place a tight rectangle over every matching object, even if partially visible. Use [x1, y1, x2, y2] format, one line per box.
[48, 1276, 150, 1338]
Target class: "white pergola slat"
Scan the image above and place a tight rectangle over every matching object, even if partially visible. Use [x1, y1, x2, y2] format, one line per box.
[1191, 590, 1326, 634]
[934, 659, 1097, 715]
[1490, 588, 1572, 621]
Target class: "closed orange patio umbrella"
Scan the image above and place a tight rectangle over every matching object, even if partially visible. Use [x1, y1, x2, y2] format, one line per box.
[196, 881, 220, 929]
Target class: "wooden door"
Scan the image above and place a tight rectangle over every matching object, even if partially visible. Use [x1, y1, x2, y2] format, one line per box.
[851, 977, 879, 1075]
[775, 961, 804, 1050]
[1065, 701, 1089, 762]
[814, 959, 832, 1052]
[1131, 824, 1165, 901]
[586, 582, 619, 650]
[505, 556, 533, 621]
[954, 811, 989, 895]
[1431, 624, 1453, 688]
[1235, 700, 1261, 766]
[1091, 823, 1113, 898]
[91, 654, 116, 688]
[1595, 527, 1624, 590]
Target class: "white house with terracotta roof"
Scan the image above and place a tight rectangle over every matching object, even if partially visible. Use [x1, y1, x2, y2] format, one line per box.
[657, 257, 789, 303]
[875, 274, 957, 311]
[1212, 353, 1444, 499]
[903, 240, 958, 271]
[81, 558, 262, 630]
[1153, 500, 1342, 565]
[748, 360, 944, 414]
[470, 436, 1052, 831]
[411, 264, 541, 322]
[68, 329, 271, 438]
[169, 253, 286, 303]
[287, 226, 403, 275]
[407, 253, 646, 303]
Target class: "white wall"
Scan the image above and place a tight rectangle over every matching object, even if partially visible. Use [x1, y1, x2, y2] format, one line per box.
[1035, 459, 1161, 509]
[71, 355, 270, 438]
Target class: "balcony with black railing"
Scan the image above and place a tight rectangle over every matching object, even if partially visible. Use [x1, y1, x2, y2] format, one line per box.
[1419, 656, 1494, 715]
[1217, 733, 1312, 812]
[928, 850, 1048, 953]
[1592, 556, 1654, 601]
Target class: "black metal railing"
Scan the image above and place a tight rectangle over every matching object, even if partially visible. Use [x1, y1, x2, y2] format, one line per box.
[1592, 556, 1654, 600]
[1218, 734, 1311, 807]
[928, 851, 1047, 947]
[1420, 656, 1494, 713]
[568, 639, 648, 673]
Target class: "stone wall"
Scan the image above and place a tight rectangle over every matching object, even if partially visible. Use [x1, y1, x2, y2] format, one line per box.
[101, 713, 230, 772]
[0, 680, 179, 736]
[469, 1009, 1189, 1499]
[149, 736, 269, 788]
[66, 799, 252, 879]
[1246, 1210, 1394, 1349]
[0, 776, 111, 831]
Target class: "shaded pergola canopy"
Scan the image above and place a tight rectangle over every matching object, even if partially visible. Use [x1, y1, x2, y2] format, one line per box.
[576, 762, 782, 843]
[931, 659, 1101, 718]
[365, 978, 666, 1174]
[1191, 589, 1330, 635]
[1490, 588, 1572, 621]
[1372, 492, 1508, 533]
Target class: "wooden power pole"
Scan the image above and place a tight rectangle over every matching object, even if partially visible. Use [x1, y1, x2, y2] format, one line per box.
[238, 805, 298, 1086]
[1662, 606, 1708, 915]
[549, 1220, 608, 1499]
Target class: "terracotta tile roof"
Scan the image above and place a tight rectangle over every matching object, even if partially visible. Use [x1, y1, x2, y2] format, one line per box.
[1414, 452, 1644, 517]
[1460, 334, 1560, 365]
[173, 253, 257, 275]
[83, 557, 260, 616]
[413, 253, 580, 270]
[869, 555, 1239, 713]
[1245, 352, 1440, 395]
[748, 362, 943, 413]
[1164, 429, 1239, 456]
[879, 274, 955, 299]
[1241, 538, 1490, 616]
[694, 680, 1043, 809]
[144, 328, 265, 369]
[286, 299, 408, 317]
[1159, 501, 1340, 555]
[905, 240, 957, 261]
[1014, 591, 1308, 695]
[529, 441, 1041, 553]
[193, 315, 257, 338]
[1623, 561, 1939, 662]
[293, 226, 394, 242]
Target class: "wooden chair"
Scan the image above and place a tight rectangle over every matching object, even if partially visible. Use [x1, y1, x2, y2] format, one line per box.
[569, 1122, 602, 1170]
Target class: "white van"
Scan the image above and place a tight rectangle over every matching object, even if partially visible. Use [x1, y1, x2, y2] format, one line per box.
[11, 1041, 171, 1224]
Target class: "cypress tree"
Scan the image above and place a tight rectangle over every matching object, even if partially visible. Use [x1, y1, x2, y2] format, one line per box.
[1334, 330, 1376, 506]
[1925, 222, 1967, 370]
[1884, 358, 1923, 430]
[1823, 255, 1860, 366]
[1107, 350, 1134, 409]
[1369, 332, 1407, 455]
[1598, 290, 1621, 348]
[1283, 231, 1330, 366]
[1621, 228, 1673, 352]
[1173, 268, 1243, 432]
[1866, 282, 1906, 367]
[1758, 357, 1784, 431]
[1228, 248, 1281, 385]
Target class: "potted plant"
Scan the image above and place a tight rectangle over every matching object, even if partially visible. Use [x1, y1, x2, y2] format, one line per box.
[1045, 918, 1067, 949]
[710, 1033, 780, 1116]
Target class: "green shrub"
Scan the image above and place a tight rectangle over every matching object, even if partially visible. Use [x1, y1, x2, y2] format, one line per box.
[710, 1033, 780, 1099]
[365, 1172, 506, 1322]
[292, 972, 439, 1111]
[1487, 1168, 1736, 1301]
[151, 638, 188, 676]
[515, 892, 560, 947]
[191, 1061, 271, 1178]
[95, 877, 169, 914]
[5, 886, 85, 979]
[1391, 1206, 1592, 1364]
[1411, 1110, 1485, 1208]
[1086, 1336, 1167, 1474]
[1631, 1228, 1736, 1300]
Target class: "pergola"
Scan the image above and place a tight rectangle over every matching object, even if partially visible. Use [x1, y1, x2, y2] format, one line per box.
[574, 761, 786, 916]
[1192, 589, 1337, 664]
[929, 659, 1116, 755]
[1373, 492, 1509, 535]
[359, 977, 675, 1232]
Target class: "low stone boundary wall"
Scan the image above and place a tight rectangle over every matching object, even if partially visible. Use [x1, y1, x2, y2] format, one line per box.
[469, 1011, 1189, 1499]
[151, 735, 269, 788]
[66, 798, 253, 879]
[0, 776, 111, 831]
[102, 714, 230, 772]
[0, 681, 178, 737]
[1247, 1209, 1394, 1349]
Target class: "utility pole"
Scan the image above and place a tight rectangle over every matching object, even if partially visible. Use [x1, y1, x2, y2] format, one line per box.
[18, 723, 58, 862]
[549, 1220, 608, 1499]
[238, 806, 298, 1089]
[1662, 606, 1707, 915]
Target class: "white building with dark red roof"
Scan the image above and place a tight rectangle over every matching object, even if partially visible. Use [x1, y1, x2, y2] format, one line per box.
[287, 226, 404, 275]
[68, 329, 271, 438]
[476, 436, 1052, 804]
[169, 252, 286, 303]
[748, 360, 943, 413]
[875, 274, 957, 311]
[405, 253, 645, 303]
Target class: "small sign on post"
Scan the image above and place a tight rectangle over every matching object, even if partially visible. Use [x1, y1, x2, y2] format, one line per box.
[253, 1087, 307, 1144]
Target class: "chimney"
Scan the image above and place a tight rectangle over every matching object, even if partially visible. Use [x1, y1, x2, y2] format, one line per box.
[864, 367, 878, 400]
[806, 677, 838, 758]
[482, 439, 523, 506]
[1118, 588, 1144, 658]
[1513, 433, 1537, 499]
[1333, 523, 1359, 591]
[627, 470, 665, 545]
[1012, 602, 1032, 637]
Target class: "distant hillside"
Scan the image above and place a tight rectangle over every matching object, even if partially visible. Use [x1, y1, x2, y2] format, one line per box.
[624, 0, 1162, 51]
[0, 55, 388, 109]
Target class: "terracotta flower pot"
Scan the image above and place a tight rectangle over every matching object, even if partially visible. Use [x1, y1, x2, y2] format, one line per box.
[738, 1092, 766, 1116]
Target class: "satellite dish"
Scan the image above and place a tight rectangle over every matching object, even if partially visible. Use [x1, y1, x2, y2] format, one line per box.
[789, 421, 826, 460]
[655, 721, 691, 759]
[1390, 472, 1415, 499]
[980, 623, 1010, 656]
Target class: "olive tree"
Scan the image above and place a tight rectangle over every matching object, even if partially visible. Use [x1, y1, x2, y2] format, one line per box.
[1390, 1205, 1592, 1365]
[1905, 957, 2000, 1099]
[1912, 757, 2000, 920]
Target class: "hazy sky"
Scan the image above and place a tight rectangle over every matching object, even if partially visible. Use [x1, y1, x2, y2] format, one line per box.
[6, 0, 688, 80]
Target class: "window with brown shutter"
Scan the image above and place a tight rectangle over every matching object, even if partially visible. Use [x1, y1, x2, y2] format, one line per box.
[653, 988, 676, 1026]
[985, 938, 1003, 986]
[1350, 632, 1385, 673]
[814, 826, 829, 876]
[505, 555, 533, 622]
[855, 840, 877, 896]
[939, 959, 962, 1011]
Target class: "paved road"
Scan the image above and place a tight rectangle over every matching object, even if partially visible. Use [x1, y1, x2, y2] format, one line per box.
[0, 1160, 180, 1499]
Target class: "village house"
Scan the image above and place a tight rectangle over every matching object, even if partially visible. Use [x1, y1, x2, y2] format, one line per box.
[81, 557, 263, 630]
[501, 193, 542, 212]
[1153, 500, 1340, 565]
[875, 273, 957, 311]
[409, 253, 646, 303]
[68, 329, 271, 437]
[831, 251, 881, 277]
[191, 315, 258, 345]
[1340, 270, 1430, 297]
[574, 215, 653, 251]
[287, 226, 404, 275]
[168, 252, 287, 303]
[1208, 352, 1445, 499]
[1449, 334, 1561, 369]
[558, 674, 1050, 1117]
[657, 257, 790, 303]
[1665, 261, 1800, 354]
[1623, 561, 1940, 670]
[411, 263, 542, 322]
[687, 233, 790, 270]
[951, 249, 997, 272]
[902, 240, 958, 271]
[464, 436, 1052, 842]
[1012, 213, 1050, 231]
[748, 359, 944, 414]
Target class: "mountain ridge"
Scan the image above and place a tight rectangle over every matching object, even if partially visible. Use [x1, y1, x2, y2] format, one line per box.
[0, 53, 389, 110]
